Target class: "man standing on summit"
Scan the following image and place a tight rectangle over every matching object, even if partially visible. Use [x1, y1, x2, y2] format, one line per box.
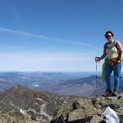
[95, 31, 123, 96]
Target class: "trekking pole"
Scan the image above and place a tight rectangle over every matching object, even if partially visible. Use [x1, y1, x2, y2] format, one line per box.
[96, 61, 98, 97]
[120, 60, 122, 92]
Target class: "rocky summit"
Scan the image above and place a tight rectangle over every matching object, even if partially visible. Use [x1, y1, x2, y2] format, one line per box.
[0, 85, 123, 123]
[51, 94, 123, 123]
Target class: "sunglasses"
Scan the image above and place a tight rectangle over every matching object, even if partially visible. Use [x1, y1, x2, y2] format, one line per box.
[106, 35, 112, 38]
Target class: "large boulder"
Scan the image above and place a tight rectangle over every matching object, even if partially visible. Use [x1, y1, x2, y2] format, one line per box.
[51, 94, 123, 123]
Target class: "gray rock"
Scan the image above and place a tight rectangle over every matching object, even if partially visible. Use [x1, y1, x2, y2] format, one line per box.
[51, 94, 123, 123]
[90, 115, 103, 123]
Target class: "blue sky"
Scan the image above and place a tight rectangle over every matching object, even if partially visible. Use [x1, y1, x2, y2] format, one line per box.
[0, 0, 123, 72]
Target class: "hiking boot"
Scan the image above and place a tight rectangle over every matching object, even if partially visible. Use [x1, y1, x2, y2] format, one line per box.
[112, 90, 119, 96]
[102, 90, 112, 97]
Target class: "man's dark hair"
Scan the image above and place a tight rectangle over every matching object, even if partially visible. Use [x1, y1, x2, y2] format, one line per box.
[105, 31, 114, 38]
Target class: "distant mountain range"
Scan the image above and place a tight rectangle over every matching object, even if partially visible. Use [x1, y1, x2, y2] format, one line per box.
[0, 72, 123, 123]
[0, 72, 123, 97]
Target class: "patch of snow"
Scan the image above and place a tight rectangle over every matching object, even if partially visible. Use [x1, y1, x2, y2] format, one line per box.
[32, 84, 39, 87]
[9, 101, 14, 106]
[36, 98, 48, 104]
[20, 109, 27, 115]
[40, 104, 52, 121]
[64, 100, 67, 104]
[34, 98, 52, 120]
[36, 98, 43, 101]
[17, 106, 27, 116]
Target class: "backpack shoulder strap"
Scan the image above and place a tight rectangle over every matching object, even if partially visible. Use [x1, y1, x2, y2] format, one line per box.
[104, 42, 108, 50]
[113, 40, 117, 46]
[113, 40, 120, 50]
[104, 40, 118, 50]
